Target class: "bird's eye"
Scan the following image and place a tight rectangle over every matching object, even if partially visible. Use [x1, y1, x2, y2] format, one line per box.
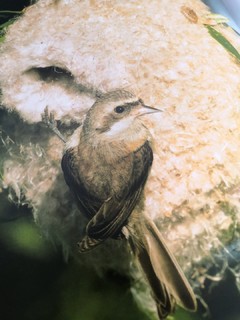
[114, 106, 125, 114]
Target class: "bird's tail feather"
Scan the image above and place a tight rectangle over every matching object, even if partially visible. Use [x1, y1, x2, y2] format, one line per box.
[130, 217, 197, 319]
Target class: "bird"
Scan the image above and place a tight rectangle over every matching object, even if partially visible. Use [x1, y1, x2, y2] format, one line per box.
[60, 89, 197, 319]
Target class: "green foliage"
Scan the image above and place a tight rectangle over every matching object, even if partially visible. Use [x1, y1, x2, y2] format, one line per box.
[0, 217, 52, 258]
[0, 10, 22, 42]
[171, 307, 202, 320]
[205, 25, 240, 63]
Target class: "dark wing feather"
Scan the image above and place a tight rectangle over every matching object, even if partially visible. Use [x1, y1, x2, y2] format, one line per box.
[84, 140, 153, 241]
[86, 187, 143, 238]
[62, 141, 153, 251]
[61, 147, 101, 219]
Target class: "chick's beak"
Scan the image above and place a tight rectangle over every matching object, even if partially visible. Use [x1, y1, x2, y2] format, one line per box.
[133, 104, 162, 117]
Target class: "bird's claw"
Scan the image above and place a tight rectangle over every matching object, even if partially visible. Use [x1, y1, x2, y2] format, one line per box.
[42, 106, 57, 128]
[41, 106, 66, 143]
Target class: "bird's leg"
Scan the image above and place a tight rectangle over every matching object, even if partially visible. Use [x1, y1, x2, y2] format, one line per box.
[41, 106, 66, 143]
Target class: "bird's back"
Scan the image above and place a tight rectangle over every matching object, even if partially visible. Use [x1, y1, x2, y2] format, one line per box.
[61, 140, 153, 238]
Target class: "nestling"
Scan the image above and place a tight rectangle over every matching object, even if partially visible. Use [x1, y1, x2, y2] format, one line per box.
[60, 90, 197, 319]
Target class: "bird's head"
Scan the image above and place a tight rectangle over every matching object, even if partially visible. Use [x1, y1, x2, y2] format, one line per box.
[81, 90, 160, 144]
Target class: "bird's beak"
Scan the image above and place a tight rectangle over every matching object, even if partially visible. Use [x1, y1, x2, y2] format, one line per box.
[134, 104, 162, 117]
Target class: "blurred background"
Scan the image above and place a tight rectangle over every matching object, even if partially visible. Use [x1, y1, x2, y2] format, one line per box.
[1, 1, 240, 319]
[203, 0, 240, 34]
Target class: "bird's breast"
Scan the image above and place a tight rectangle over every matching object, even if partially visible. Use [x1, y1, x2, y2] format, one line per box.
[78, 142, 134, 200]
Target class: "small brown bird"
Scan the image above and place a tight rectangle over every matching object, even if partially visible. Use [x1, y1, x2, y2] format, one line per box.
[60, 90, 197, 319]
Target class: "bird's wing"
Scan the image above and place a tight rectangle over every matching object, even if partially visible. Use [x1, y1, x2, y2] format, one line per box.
[61, 147, 101, 219]
[87, 187, 143, 237]
[79, 141, 153, 249]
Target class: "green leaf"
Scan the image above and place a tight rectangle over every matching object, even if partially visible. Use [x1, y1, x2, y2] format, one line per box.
[0, 10, 22, 15]
[0, 19, 15, 30]
[205, 25, 240, 62]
